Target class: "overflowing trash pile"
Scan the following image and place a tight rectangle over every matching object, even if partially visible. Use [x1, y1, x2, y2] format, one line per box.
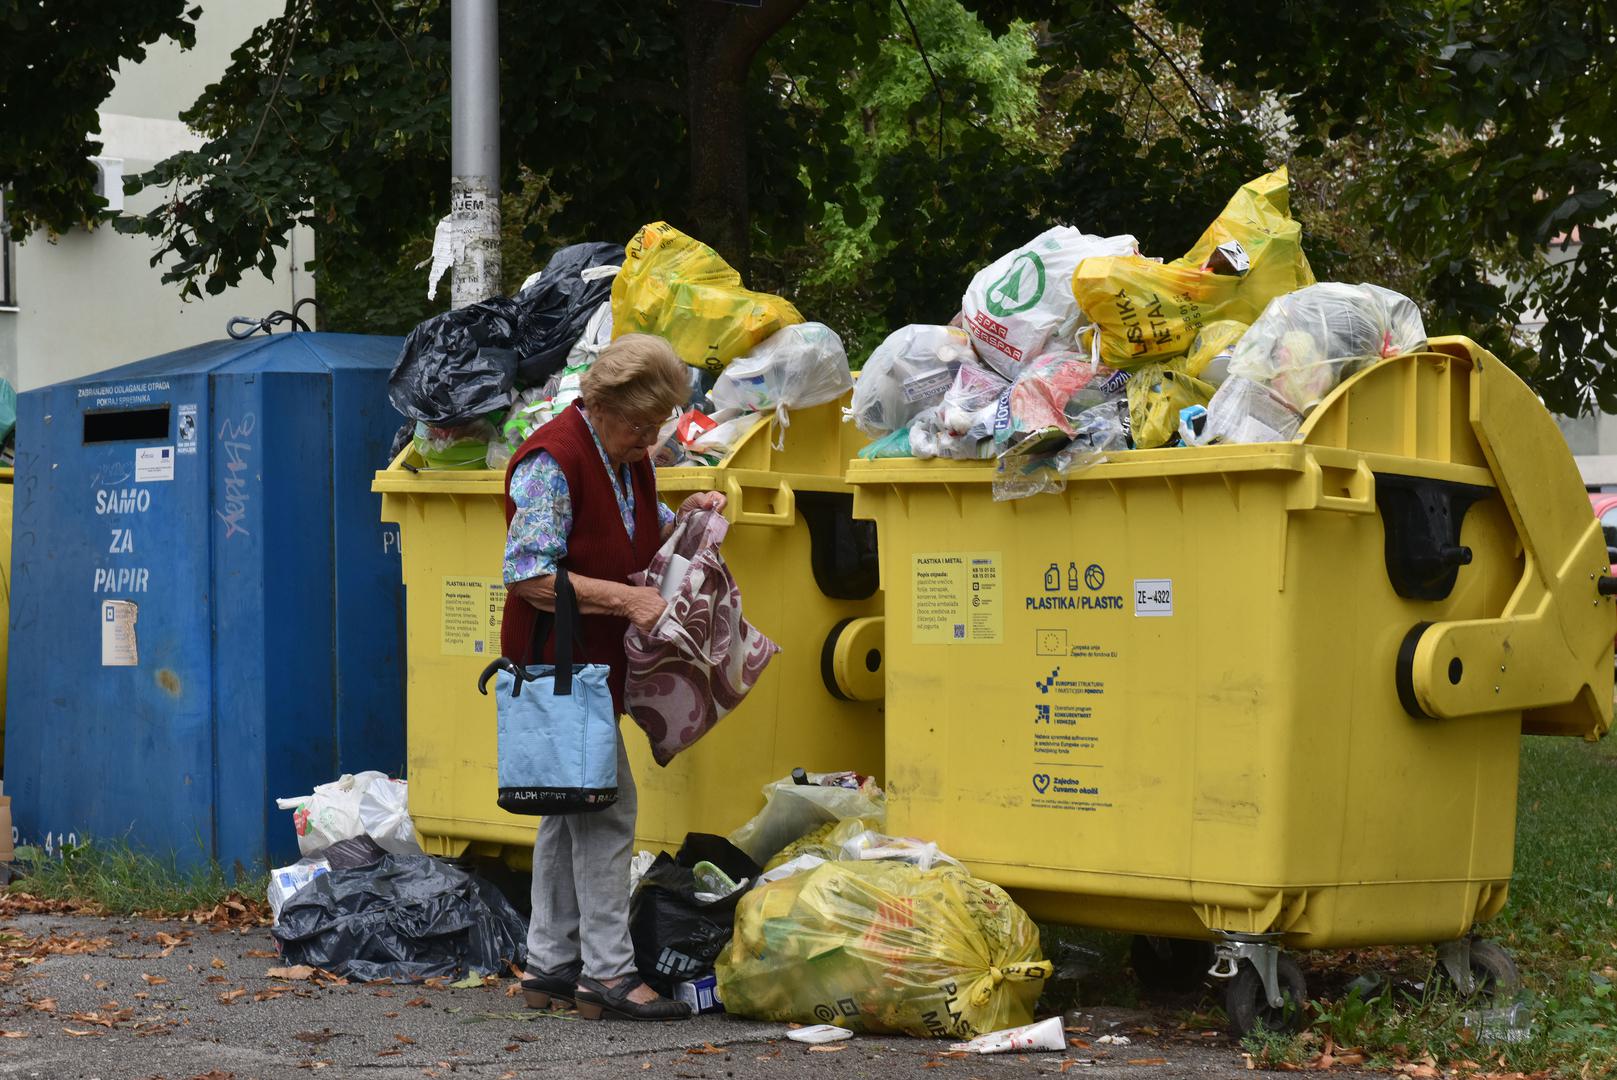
[266, 773, 527, 982]
[389, 221, 849, 472]
[852, 167, 1427, 497]
[623, 769, 1052, 1038]
[388, 167, 1429, 499]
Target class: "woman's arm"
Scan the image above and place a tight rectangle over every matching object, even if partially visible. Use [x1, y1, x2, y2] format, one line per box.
[510, 573, 665, 631]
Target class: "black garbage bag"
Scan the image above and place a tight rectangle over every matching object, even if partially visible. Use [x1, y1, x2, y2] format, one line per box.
[272, 853, 526, 983]
[629, 833, 760, 995]
[388, 296, 521, 426]
[511, 241, 623, 386]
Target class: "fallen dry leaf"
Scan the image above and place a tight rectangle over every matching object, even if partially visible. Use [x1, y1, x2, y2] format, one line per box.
[0, 1032, 25, 1039]
[808, 1044, 846, 1053]
[211, 957, 227, 970]
[500, 1073, 517, 1080]
[61, 1028, 104, 1037]
[141, 974, 167, 986]
[1127, 1058, 1168, 1066]
[27, 998, 56, 1013]
[395, 1033, 416, 1045]
[295, 1030, 339, 1045]
[923, 1063, 949, 1070]
[504, 1043, 520, 1052]
[406, 997, 430, 1008]
[373, 989, 395, 998]
[686, 1042, 725, 1055]
[217, 988, 247, 1004]
[244, 949, 278, 959]
[1069, 1038, 1091, 1049]
[154, 932, 186, 947]
[187, 1072, 235, 1080]
[376, 1049, 401, 1058]
[1058, 1061, 1085, 1074]
[266, 965, 316, 981]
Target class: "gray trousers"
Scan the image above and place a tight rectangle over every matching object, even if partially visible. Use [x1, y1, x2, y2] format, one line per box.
[526, 725, 638, 981]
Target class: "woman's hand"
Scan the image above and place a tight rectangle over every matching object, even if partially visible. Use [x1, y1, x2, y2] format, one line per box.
[680, 491, 727, 516]
[620, 585, 668, 632]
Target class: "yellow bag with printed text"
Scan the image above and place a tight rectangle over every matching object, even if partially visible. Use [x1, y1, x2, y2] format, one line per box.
[611, 222, 803, 374]
[1073, 168, 1314, 371]
[715, 859, 1049, 1038]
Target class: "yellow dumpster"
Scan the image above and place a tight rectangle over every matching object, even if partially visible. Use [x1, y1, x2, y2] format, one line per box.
[847, 337, 1613, 1030]
[374, 400, 883, 866]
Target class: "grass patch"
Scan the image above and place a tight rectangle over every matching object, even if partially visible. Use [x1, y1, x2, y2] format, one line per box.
[1045, 735, 1617, 1076]
[7, 837, 268, 917]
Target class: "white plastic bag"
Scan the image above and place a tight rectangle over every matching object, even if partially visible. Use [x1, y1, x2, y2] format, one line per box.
[941, 362, 1011, 440]
[268, 858, 330, 921]
[563, 300, 615, 371]
[728, 774, 886, 864]
[1228, 282, 1426, 412]
[962, 226, 1137, 379]
[710, 323, 853, 437]
[847, 325, 976, 436]
[1195, 375, 1302, 445]
[275, 771, 421, 858]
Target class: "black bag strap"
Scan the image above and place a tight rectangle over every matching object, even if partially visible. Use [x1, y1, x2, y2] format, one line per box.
[527, 566, 588, 697]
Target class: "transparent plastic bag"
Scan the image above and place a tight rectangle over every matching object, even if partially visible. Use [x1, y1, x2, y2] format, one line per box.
[716, 860, 1050, 1038]
[847, 325, 975, 436]
[728, 774, 885, 864]
[412, 419, 497, 470]
[1185, 319, 1249, 385]
[996, 351, 1119, 452]
[909, 404, 995, 460]
[1125, 360, 1216, 449]
[941, 363, 1011, 440]
[961, 226, 1137, 379]
[1227, 282, 1427, 412]
[275, 772, 421, 858]
[858, 428, 914, 459]
[709, 322, 853, 444]
[1194, 375, 1303, 445]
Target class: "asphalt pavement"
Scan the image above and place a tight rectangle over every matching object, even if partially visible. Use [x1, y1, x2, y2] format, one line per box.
[0, 913, 1267, 1080]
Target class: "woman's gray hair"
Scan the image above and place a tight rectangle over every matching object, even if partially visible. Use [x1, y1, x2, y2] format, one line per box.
[580, 333, 690, 419]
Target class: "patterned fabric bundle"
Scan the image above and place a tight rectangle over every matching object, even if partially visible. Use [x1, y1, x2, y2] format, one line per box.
[625, 508, 779, 766]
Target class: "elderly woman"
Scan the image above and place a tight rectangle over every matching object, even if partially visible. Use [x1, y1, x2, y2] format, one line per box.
[500, 333, 723, 1022]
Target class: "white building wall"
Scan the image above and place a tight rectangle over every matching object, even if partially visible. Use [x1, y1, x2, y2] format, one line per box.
[0, 1, 313, 392]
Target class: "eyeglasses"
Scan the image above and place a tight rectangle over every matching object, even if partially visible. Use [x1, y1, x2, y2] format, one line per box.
[614, 412, 669, 439]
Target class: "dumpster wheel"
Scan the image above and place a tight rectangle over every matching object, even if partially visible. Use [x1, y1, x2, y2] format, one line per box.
[1225, 954, 1308, 1037]
[1432, 937, 1521, 1000]
[1130, 935, 1216, 994]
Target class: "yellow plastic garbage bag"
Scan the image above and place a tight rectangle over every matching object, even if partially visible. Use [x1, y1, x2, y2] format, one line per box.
[1125, 360, 1216, 450]
[716, 860, 1050, 1039]
[611, 222, 803, 374]
[1072, 168, 1314, 371]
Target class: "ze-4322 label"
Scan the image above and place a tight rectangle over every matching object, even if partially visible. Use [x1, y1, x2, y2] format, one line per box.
[1133, 578, 1173, 617]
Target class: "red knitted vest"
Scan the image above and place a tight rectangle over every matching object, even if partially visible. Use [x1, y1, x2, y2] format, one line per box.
[501, 401, 662, 714]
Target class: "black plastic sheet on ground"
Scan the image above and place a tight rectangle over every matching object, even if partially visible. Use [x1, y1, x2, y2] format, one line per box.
[629, 833, 760, 995]
[388, 297, 520, 427]
[512, 241, 624, 386]
[272, 853, 526, 983]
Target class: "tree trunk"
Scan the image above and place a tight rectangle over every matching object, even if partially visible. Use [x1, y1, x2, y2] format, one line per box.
[680, 0, 807, 279]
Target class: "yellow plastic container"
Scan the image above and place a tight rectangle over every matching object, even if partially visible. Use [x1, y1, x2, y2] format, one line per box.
[374, 401, 883, 866]
[848, 338, 1612, 950]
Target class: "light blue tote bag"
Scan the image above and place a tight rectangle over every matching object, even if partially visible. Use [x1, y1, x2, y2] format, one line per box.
[477, 568, 618, 815]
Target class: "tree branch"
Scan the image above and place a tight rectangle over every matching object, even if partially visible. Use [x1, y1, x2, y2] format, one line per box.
[243, 3, 307, 165]
[1109, 3, 1217, 123]
[703, 0, 811, 76]
[894, 0, 946, 161]
[369, 0, 416, 70]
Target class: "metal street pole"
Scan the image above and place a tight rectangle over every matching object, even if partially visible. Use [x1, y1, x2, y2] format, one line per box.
[450, 0, 501, 307]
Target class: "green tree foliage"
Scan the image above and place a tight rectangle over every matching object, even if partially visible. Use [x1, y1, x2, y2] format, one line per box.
[8, 1, 1609, 410]
[0, 0, 198, 238]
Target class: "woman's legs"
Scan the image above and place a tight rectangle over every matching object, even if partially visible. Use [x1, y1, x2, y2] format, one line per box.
[568, 728, 639, 981]
[524, 727, 640, 981]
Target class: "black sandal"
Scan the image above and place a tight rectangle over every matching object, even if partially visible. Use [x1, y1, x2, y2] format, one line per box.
[573, 975, 693, 1021]
[522, 964, 582, 1010]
